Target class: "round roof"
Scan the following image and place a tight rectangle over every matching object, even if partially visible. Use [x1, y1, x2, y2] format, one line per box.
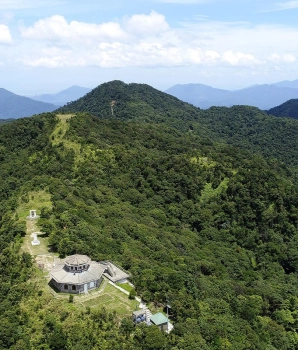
[64, 254, 91, 266]
[51, 260, 104, 285]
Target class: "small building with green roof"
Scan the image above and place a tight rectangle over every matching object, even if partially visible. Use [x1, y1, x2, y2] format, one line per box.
[150, 312, 169, 332]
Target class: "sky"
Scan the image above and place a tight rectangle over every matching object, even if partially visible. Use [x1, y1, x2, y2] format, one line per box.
[0, 0, 298, 95]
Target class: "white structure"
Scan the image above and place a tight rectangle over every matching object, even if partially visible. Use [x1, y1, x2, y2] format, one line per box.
[50, 254, 104, 294]
[26, 210, 40, 220]
[31, 233, 40, 246]
[100, 261, 130, 283]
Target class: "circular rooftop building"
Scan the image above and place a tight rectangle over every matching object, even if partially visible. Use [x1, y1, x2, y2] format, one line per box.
[50, 254, 104, 294]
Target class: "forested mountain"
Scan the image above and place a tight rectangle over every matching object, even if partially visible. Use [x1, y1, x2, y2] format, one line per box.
[32, 85, 91, 106]
[0, 88, 57, 119]
[58, 80, 298, 167]
[267, 99, 298, 119]
[165, 82, 298, 109]
[3, 81, 298, 348]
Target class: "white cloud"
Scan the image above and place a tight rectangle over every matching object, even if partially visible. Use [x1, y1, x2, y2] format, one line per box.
[276, 0, 298, 10]
[222, 50, 261, 66]
[20, 15, 128, 44]
[20, 12, 170, 43]
[0, 24, 12, 43]
[124, 11, 169, 36]
[14, 12, 298, 72]
[268, 53, 296, 63]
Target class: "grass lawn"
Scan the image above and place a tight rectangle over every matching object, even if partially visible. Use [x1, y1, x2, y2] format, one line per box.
[16, 190, 55, 256]
[16, 190, 52, 220]
[116, 282, 134, 293]
[81, 283, 139, 317]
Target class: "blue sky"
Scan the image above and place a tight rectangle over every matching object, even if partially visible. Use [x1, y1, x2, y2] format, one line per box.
[0, 0, 298, 94]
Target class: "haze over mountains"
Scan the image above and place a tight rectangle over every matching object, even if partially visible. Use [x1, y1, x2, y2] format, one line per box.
[165, 80, 298, 110]
[2, 79, 298, 119]
[32, 85, 92, 106]
[0, 85, 91, 119]
[0, 88, 57, 119]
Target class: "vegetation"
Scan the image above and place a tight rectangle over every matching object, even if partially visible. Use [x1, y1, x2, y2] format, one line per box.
[267, 98, 298, 120]
[58, 80, 298, 167]
[3, 81, 298, 348]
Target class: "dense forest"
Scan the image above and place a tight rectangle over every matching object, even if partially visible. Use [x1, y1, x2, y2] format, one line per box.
[267, 98, 298, 120]
[59, 80, 298, 167]
[2, 81, 298, 348]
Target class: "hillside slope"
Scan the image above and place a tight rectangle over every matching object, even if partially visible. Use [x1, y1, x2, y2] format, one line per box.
[58, 80, 298, 167]
[267, 99, 298, 119]
[1, 109, 298, 349]
[0, 88, 57, 119]
[56, 80, 202, 127]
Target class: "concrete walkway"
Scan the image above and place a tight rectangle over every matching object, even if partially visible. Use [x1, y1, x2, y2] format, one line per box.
[108, 281, 142, 302]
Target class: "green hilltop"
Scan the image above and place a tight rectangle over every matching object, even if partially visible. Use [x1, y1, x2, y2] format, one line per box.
[267, 98, 298, 120]
[59, 80, 298, 167]
[2, 82, 298, 349]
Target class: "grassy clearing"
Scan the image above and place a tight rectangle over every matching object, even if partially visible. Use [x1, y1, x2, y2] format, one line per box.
[51, 114, 97, 166]
[21, 232, 51, 256]
[46, 279, 138, 317]
[51, 114, 82, 161]
[16, 190, 53, 256]
[51, 114, 75, 146]
[81, 283, 139, 317]
[190, 156, 217, 168]
[200, 178, 229, 204]
[16, 190, 52, 220]
[116, 282, 134, 293]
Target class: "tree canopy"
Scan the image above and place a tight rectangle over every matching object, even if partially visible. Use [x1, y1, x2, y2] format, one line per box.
[2, 81, 298, 348]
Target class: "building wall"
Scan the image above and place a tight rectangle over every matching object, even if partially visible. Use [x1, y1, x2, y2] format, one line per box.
[51, 276, 103, 294]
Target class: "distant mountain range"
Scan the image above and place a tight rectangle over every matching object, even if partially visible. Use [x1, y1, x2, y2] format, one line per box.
[0, 85, 92, 119]
[31, 85, 91, 106]
[2, 79, 298, 119]
[165, 80, 298, 110]
[0, 88, 57, 119]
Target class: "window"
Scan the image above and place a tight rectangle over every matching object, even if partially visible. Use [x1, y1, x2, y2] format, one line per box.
[64, 284, 68, 290]
[72, 285, 76, 291]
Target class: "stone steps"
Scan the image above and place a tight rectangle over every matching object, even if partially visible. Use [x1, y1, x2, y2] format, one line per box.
[144, 307, 153, 323]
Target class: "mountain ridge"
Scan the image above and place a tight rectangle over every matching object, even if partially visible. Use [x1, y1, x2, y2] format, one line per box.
[32, 85, 91, 106]
[56, 80, 298, 167]
[1, 104, 298, 348]
[0, 87, 57, 119]
[165, 81, 298, 109]
[267, 98, 298, 119]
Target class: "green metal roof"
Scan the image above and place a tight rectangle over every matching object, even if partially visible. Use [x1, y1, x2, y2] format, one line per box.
[150, 312, 168, 325]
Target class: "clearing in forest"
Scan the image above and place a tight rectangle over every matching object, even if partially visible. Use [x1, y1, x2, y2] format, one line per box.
[80, 282, 139, 317]
[17, 188, 139, 316]
[51, 113, 83, 162]
[18, 190, 56, 266]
